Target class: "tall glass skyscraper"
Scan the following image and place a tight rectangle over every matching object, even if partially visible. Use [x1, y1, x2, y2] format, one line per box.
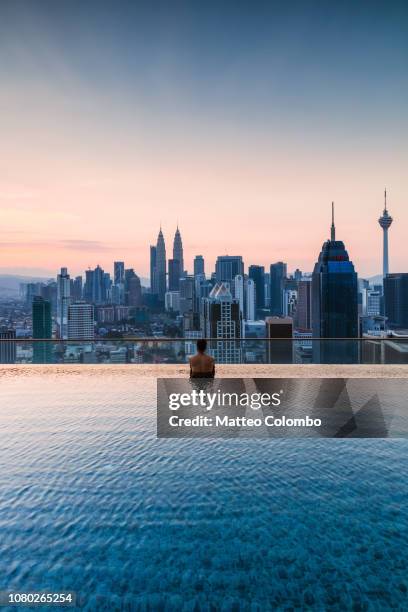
[248, 265, 265, 315]
[215, 256, 244, 287]
[312, 204, 358, 363]
[32, 296, 52, 363]
[269, 262, 287, 316]
[173, 226, 184, 276]
[57, 267, 71, 339]
[194, 255, 205, 277]
[156, 228, 167, 302]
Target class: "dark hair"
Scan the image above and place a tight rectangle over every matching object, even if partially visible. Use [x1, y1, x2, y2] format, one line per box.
[197, 339, 207, 353]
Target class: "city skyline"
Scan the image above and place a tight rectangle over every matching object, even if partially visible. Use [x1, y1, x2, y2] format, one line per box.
[0, 1, 407, 277]
[0, 197, 404, 281]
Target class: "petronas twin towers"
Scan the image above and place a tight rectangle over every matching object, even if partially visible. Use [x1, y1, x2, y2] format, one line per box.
[150, 226, 184, 301]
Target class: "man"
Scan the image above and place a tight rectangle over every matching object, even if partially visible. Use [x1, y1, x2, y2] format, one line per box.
[189, 339, 215, 378]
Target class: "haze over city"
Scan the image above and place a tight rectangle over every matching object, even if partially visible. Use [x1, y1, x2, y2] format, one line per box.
[0, 0, 407, 278]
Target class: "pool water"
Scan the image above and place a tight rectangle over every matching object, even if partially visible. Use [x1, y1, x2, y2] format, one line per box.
[0, 370, 407, 610]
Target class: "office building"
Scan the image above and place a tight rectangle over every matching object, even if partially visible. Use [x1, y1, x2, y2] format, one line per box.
[32, 296, 52, 363]
[127, 274, 142, 307]
[294, 279, 312, 331]
[248, 265, 265, 316]
[71, 276, 83, 301]
[384, 273, 408, 330]
[114, 261, 125, 285]
[150, 245, 157, 295]
[68, 302, 94, 340]
[165, 291, 180, 312]
[155, 228, 167, 302]
[311, 203, 358, 363]
[215, 256, 244, 287]
[246, 278, 256, 321]
[168, 258, 181, 291]
[179, 275, 195, 316]
[173, 226, 184, 276]
[269, 262, 287, 315]
[57, 267, 71, 339]
[83, 265, 109, 305]
[194, 255, 205, 276]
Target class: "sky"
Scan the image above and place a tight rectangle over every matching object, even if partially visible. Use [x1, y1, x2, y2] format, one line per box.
[0, 0, 407, 279]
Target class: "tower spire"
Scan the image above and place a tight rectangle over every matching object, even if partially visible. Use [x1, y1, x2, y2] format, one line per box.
[330, 201, 336, 241]
[384, 188, 387, 212]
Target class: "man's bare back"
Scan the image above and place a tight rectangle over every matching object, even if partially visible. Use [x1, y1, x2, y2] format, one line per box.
[189, 352, 215, 378]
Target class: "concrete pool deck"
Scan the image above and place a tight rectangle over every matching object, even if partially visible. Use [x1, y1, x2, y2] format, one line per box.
[1, 364, 408, 378]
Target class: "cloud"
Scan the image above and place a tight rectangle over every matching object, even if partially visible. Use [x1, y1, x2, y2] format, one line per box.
[0, 239, 134, 252]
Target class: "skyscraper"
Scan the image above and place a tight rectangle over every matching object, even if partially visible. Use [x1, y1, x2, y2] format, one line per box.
[384, 273, 408, 329]
[246, 278, 256, 321]
[202, 283, 242, 363]
[173, 226, 184, 276]
[248, 265, 265, 315]
[71, 276, 83, 301]
[378, 189, 393, 278]
[32, 296, 52, 363]
[194, 255, 205, 277]
[114, 261, 125, 285]
[57, 267, 71, 339]
[168, 258, 181, 291]
[150, 246, 157, 294]
[269, 262, 287, 315]
[156, 228, 167, 302]
[83, 265, 108, 305]
[127, 274, 142, 307]
[294, 279, 312, 331]
[312, 203, 358, 363]
[215, 256, 244, 287]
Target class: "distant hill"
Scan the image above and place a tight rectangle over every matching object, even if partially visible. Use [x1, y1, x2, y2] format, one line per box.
[0, 274, 52, 297]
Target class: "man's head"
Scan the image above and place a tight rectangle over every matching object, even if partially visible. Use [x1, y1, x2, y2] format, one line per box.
[197, 339, 207, 353]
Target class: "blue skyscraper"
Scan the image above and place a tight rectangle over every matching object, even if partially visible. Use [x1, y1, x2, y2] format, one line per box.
[312, 203, 358, 363]
[248, 265, 265, 315]
[269, 262, 287, 316]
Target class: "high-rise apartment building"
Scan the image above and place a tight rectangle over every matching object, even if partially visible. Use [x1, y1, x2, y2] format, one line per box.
[0, 328, 16, 364]
[202, 283, 242, 363]
[68, 302, 94, 340]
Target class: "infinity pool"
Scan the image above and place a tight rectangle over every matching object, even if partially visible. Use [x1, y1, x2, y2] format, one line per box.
[0, 369, 407, 610]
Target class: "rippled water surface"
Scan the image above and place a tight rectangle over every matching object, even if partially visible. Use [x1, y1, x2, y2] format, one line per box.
[0, 369, 407, 611]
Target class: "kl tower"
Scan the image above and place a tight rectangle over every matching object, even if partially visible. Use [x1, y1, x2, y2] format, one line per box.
[378, 188, 393, 278]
